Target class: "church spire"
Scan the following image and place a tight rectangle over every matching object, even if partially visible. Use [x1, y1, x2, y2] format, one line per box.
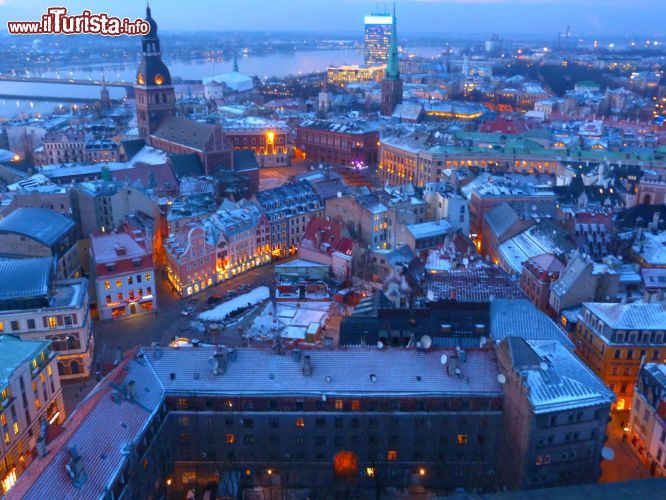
[385, 3, 399, 80]
[233, 51, 239, 72]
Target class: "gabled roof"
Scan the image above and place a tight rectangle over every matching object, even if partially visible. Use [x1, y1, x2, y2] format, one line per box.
[169, 153, 204, 179]
[152, 116, 216, 152]
[0, 208, 74, 246]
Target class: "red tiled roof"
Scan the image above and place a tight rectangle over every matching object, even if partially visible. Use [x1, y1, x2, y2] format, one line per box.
[300, 217, 353, 256]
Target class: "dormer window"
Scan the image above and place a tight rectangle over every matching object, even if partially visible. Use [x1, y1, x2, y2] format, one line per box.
[137, 73, 145, 85]
[154, 74, 164, 85]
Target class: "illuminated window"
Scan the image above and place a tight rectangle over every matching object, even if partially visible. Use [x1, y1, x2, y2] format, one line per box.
[226, 433, 235, 444]
[137, 73, 145, 85]
[154, 74, 164, 85]
[387, 450, 398, 461]
[366, 467, 375, 477]
[104, 280, 110, 290]
[351, 400, 360, 411]
[335, 399, 343, 410]
[13, 422, 18, 435]
[34, 399, 41, 410]
[457, 434, 468, 445]
[47, 365, 52, 377]
[3, 433, 8, 444]
[116, 280, 122, 288]
[47, 317, 57, 329]
[40, 373, 45, 383]
[295, 418, 305, 428]
[145, 273, 152, 282]
[117, 293, 123, 301]
[0, 414, 6, 425]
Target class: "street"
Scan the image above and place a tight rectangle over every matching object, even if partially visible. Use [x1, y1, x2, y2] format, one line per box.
[600, 411, 652, 483]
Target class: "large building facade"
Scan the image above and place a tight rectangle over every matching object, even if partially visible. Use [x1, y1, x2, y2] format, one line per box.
[0, 258, 93, 380]
[295, 119, 379, 167]
[364, 13, 392, 65]
[0, 336, 64, 494]
[572, 302, 666, 411]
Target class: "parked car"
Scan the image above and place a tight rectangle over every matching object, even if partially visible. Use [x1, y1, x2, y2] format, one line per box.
[224, 290, 237, 299]
[180, 306, 196, 317]
[207, 295, 222, 305]
[239, 284, 250, 293]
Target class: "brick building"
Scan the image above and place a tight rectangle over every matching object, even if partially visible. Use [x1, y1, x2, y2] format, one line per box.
[296, 119, 379, 167]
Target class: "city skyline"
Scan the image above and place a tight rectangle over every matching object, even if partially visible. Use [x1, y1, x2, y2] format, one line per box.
[0, 0, 664, 36]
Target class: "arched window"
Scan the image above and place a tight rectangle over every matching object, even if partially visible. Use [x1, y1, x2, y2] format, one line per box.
[643, 194, 652, 205]
[57, 362, 65, 376]
[70, 360, 80, 375]
[49, 335, 63, 352]
[66, 335, 78, 351]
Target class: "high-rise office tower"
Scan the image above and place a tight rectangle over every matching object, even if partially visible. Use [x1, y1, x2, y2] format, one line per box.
[364, 12, 392, 65]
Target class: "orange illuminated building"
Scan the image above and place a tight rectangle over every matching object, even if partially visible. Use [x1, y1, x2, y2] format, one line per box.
[572, 302, 666, 411]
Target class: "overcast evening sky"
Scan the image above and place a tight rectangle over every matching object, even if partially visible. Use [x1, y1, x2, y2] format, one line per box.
[0, 0, 664, 36]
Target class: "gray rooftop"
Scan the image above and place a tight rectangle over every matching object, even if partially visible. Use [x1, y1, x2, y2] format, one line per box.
[491, 299, 574, 349]
[584, 302, 666, 331]
[0, 336, 51, 386]
[505, 337, 614, 413]
[0, 257, 52, 301]
[145, 347, 503, 397]
[0, 208, 74, 247]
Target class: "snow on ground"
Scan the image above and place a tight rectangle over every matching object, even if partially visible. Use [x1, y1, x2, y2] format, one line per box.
[198, 286, 270, 322]
[249, 301, 331, 340]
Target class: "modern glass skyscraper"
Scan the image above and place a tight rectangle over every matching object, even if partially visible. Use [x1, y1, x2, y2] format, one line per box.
[364, 13, 392, 65]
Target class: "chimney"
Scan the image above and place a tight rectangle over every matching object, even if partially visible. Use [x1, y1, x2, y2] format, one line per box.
[126, 380, 136, 402]
[65, 446, 88, 488]
[303, 355, 313, 376]
[214, 348, 228, 375]
[36, 419, 48, 458]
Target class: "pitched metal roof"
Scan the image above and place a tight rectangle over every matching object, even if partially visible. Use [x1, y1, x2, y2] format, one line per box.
[0, 208, 74, 247]
[0, 257, 52, 301]
[491, 299, 574, 349]
[0, 336, 50, 385]
[584, 302, 666, 331]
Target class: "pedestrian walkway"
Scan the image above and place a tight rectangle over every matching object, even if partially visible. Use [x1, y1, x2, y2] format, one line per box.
[600, 412, 651, 483]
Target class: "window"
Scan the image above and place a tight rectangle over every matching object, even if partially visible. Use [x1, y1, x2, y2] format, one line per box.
[127, 276, 133, 285]
[351, 400, 360, 411]
[226, 433, 235, 444]
[27, 319, 35, 330]
[177, 398, 188, 409]
[295, 418, 305, 428]
[116, 279, 122, 288]
[104, 280, 110, 289]
[243, 435, 254, 444]
[335, 399, 343, 410]
[387, 450, 398, 461]
[180, 432, 191, 443]
[145, 273, 152, 282]
[457, 434, 468, 445]
[47, 317, 57, 329]
[243, 418, 254, 428]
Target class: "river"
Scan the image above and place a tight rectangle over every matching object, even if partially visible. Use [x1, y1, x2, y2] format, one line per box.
[0, 46, 445, 119]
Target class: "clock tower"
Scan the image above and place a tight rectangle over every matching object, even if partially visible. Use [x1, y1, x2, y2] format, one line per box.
[134, 6, 175, 144]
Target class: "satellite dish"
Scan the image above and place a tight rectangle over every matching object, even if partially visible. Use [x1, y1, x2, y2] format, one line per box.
[539, 362, 549, 371]
[321, 394, 327, 402]
[462, 257, 469, 266]
[497, 373, 507, 384]
[420, 335, 433, 350]
[426, 290, 435, 301]
[479, 337, 488, 348]
[207, 357, 219, 374]
[336, 191, 342, 198]
[601, 447, 615, 461]
[377, 341, 384, 350]
[440, 354, 448, 365]
[416, 341, 422, 349]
